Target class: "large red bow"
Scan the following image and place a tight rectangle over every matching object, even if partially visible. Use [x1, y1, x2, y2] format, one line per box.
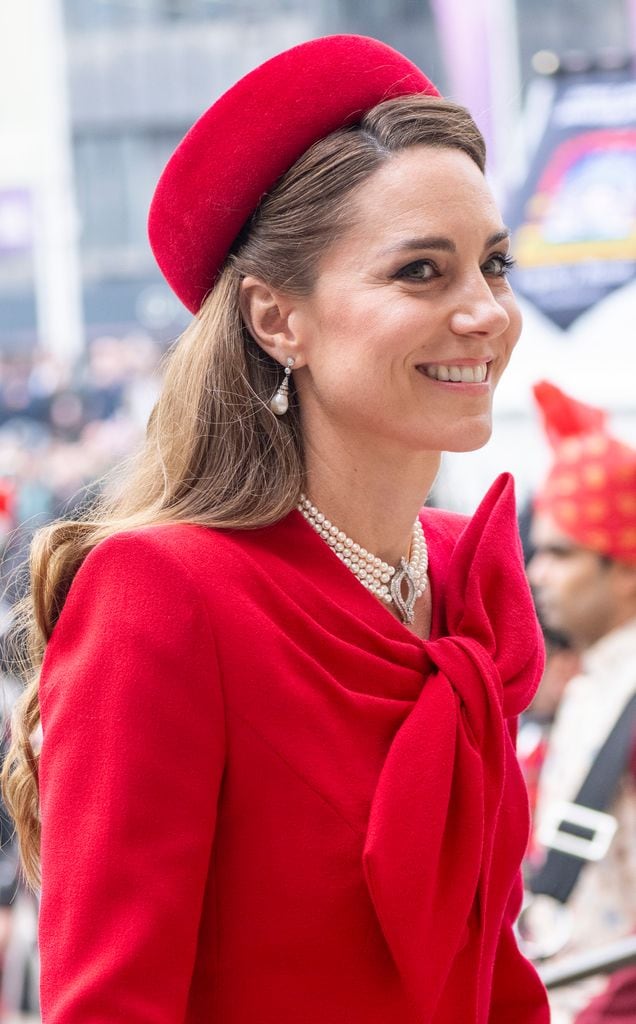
[363, 474, 544, 1021]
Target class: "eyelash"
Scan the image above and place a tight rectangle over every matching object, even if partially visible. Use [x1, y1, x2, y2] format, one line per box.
[483, 252, 517, 277]
[394, 252, 517, 282]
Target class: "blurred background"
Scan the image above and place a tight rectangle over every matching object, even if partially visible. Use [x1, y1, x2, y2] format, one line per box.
[0, 1, 635, 1020]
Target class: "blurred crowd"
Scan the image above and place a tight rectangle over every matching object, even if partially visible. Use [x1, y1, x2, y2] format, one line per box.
[0, 335, 163, 552]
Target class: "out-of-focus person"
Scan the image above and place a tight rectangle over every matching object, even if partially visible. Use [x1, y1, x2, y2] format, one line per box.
[517, 627, 580, 858]
[524, 381, 636, 1023]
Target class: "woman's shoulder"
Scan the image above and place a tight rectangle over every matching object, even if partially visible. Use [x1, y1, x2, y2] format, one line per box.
[74, 520, 274, 612]
[58, 523, 232, 629]
[43, 524, 228, 699]
[74, 522, 193, 577]
[82, 521, 233, 575]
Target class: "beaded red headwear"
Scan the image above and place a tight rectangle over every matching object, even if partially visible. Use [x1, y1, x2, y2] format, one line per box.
[533, 380, 636, 565]
[148, 35, 440, 314]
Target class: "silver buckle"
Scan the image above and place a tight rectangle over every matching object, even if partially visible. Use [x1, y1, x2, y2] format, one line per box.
[516, 893, 573, 961]
[537, 800, 618, 861]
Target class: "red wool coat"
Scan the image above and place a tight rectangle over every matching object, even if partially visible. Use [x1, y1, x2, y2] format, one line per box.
[38, 473, 550, 1022]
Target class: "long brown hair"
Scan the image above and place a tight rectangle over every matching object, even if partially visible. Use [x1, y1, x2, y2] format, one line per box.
[2, 95, 485, 887]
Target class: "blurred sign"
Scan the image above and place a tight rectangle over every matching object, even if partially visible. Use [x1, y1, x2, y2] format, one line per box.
[0, 188, 33, 253]
[507, 69, 636, 328]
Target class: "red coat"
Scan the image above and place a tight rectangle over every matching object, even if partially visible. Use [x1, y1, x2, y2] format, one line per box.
[39, 473, 549, 1022]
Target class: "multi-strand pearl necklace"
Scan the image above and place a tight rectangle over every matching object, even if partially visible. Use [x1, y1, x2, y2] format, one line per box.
[298, 495, 428, 625]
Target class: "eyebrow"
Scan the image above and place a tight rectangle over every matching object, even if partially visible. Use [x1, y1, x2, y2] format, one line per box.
[531, 543, 578, 558]
[378, 228, 511, 257]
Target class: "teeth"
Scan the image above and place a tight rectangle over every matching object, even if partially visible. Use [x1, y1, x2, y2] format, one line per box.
[424, 362, 487, 383]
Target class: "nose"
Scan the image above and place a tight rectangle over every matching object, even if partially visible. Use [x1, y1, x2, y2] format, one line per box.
[527, 550, 548, 589]
[449, 275, 512, 338]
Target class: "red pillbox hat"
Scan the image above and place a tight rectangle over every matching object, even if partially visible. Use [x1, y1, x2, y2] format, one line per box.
[148, 35, 439, 314]
[533, 381, 636, 566]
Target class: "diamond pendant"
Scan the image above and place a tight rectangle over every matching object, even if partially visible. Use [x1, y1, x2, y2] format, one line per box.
[389, 558, 417, 624]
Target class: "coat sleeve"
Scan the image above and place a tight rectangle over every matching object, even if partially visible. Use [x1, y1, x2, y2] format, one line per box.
[488, 716, 550, 1023]
[488, 871, 550, 1023]
[38, 530, 226, 1024]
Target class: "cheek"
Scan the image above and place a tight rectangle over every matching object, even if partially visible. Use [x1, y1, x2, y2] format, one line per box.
[493, 286, 521, 343]
[502, 298, 522, 357]
[562, 568, 598, 613]
[544, 565, 576, 602]
[304, 298, 413, 383]
[301, 294, 364, 363]
[509, 302, 523, 347]
[486, 297, 521, 389]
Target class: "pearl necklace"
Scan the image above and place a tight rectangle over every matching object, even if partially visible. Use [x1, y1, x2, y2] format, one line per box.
[298, 495, 428, 625]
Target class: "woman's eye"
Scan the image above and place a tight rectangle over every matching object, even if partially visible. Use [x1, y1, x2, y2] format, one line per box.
[394, 259, 438, 282]
[482, 252, 517, 277]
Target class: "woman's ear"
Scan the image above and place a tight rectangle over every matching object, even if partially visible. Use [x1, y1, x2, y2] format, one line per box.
[240, 276, 304, 367]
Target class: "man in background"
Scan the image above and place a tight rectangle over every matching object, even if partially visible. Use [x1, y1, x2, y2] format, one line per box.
[526, 381, 636, 1024]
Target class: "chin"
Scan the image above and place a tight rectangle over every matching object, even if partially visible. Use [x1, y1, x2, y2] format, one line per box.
[442, 420, 493, 453]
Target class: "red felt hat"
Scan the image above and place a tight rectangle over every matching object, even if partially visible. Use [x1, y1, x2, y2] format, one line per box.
[533, 381, 636, 565]
[148, 35, 439, 314]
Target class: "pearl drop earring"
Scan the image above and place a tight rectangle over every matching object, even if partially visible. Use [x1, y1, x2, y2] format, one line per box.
[269, 357, 294, 416]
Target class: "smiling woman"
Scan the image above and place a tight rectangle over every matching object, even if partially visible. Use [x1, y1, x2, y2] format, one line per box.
[4, 34, 549, 1024]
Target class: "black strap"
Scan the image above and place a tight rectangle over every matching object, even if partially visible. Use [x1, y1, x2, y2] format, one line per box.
[529, 691, 636, 905]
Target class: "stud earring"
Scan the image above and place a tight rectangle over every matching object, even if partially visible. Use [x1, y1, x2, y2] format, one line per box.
[269, 357, 294, 416]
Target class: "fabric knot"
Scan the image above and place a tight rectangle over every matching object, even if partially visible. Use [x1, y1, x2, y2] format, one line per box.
[362, 474, 545, 1021]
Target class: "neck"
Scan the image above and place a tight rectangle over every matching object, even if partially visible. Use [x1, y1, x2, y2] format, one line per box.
[303, 433, 441, 568]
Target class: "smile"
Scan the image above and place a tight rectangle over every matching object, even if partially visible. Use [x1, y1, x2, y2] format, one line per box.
[418, 362, 489, 384]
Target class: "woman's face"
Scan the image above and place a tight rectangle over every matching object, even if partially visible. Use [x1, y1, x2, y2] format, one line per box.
[288, 145, 521, 456]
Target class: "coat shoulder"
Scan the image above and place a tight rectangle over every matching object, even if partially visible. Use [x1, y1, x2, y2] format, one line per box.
[83, 521, 235, 581]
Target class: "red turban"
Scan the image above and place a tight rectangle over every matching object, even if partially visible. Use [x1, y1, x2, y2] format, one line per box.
[148, 35, 439, 314]
[533, 381, 636, 565]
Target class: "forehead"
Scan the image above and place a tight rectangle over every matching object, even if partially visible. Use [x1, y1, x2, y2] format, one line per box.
[344, 145, 502, 243]
[531, 513, 577, 547]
